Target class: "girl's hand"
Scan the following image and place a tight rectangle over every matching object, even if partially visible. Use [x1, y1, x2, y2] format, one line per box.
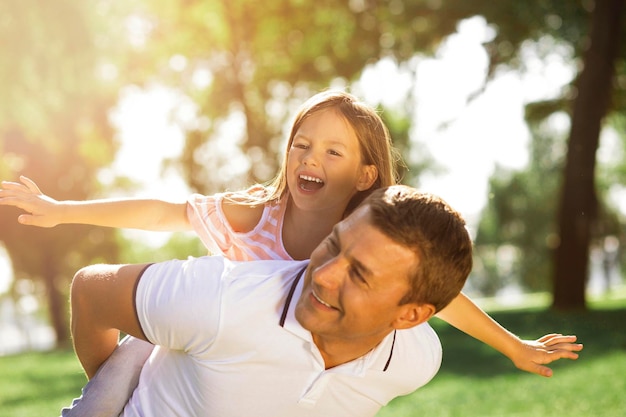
[0, 176, 63, 227]
[510, 333, 583, 377]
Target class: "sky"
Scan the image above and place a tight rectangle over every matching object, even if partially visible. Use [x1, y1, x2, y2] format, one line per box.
[1, 16, 620, 294]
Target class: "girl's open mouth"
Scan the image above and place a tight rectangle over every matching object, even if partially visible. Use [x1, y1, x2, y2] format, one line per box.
[298, 175, 325, 191]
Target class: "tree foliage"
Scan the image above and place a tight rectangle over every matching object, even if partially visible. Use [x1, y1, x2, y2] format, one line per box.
[473, 0, 625, 309]
[116, 0, 479, 193]
[132, 0, 625, 310]
[0, 0, 130, 346]
[3, 0, 625, 347]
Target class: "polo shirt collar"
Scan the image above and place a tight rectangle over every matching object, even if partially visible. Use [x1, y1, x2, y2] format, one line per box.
[279, 266, 397, 373]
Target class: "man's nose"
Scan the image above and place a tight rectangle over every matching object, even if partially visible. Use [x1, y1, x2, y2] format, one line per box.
[313, 258, 344, 290]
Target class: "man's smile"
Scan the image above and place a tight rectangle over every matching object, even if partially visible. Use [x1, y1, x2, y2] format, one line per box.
[312, 288, 337, 310]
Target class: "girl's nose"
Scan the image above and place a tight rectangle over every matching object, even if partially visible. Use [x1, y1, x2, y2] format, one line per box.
[301, 149, 320, 167]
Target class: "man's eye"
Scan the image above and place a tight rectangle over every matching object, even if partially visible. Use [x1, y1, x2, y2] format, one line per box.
[326, 238, 339, 253]
[349, 267, 366, 283]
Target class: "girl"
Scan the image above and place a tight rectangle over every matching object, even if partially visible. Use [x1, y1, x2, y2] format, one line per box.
[0, 91, 581, 416]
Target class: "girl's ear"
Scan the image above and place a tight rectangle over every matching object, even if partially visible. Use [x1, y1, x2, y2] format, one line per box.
[356, 165, 378, 191]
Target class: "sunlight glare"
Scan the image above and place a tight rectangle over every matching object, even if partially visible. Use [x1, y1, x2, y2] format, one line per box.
[0, 246, 12, 295]
[106, 84, 191, 201]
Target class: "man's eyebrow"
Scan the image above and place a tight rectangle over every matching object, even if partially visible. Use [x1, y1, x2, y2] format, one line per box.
[329, 226, 339, 243]
[350, 256, 373, 279]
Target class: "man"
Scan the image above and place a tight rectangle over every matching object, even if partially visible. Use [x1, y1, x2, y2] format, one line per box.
[70, 185, 474, 416]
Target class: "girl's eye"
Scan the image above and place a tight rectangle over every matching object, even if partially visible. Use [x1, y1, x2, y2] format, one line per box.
[328, 149, 342, 156]
[292, 143, 308, 149]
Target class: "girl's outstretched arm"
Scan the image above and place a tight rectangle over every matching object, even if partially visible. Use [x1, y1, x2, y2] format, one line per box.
[435, 293, 583, 377]
[0, 176, 190, 231]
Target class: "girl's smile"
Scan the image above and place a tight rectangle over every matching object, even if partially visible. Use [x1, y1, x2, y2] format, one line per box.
[297, 173, 325, 192]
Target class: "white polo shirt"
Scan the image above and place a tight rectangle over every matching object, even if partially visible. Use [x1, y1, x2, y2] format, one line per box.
[124, 256, 442, 417]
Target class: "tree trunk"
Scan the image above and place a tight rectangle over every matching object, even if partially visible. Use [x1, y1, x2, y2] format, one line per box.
[552, 0, 624, 311]
[43, 254, 70, 349]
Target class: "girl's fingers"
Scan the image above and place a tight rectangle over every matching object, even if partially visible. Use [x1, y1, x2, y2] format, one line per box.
[20, 176, 43, 194]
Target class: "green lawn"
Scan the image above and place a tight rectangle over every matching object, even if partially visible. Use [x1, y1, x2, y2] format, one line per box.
[1, 298, 625, 417]
[0, 350, 85, 417]
[377, 299, 626, 417]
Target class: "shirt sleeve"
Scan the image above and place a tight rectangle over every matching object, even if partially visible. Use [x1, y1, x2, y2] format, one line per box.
[186, 192, 231, 256]
[186, 186, 273, 260]
[135, 257, 226, 354]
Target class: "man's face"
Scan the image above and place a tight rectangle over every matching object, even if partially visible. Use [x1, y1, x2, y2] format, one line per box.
[295, 205, 420, 350]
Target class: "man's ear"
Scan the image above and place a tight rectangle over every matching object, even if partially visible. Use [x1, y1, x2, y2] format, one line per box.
[392, 303, 436, 330]
[356, 165, 378, 191]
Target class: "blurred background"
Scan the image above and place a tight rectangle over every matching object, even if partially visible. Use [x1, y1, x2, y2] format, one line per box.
[0, 0, 625, 354]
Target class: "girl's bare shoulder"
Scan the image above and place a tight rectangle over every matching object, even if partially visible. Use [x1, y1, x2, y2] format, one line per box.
[220, 185, 272, 233]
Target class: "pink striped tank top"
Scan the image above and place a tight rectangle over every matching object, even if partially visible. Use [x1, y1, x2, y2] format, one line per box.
[186, 186, 293, 261]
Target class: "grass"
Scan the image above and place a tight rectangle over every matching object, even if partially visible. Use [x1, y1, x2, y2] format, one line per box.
[1, 297, 625, 417]
[0, 350, 85, 417]
[376, 301, 626, 417]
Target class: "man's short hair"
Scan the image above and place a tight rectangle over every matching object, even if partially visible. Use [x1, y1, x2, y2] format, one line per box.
[364, 185, 473, 312]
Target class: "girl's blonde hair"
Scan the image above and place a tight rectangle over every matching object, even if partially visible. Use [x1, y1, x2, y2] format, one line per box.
[262, 90, 400, 216]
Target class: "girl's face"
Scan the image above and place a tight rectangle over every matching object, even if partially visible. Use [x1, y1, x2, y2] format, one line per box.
[286, 108, 376, 214]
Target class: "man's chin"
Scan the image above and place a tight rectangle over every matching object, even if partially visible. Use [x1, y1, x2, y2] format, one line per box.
[294, 296, 321, 331]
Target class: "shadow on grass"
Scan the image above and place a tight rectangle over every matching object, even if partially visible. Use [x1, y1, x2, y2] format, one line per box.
[431, 306, 626, 378]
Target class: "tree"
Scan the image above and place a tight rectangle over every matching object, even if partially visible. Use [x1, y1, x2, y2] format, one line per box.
[116, 0, 477, 193]
[553, 0, 625, 310]
[475, 132, 564, 296]
[445, 0, 625, 309]
[0, 1, 128, 346]
[5, 1, 621, 346]
[125, 1, 626, 310]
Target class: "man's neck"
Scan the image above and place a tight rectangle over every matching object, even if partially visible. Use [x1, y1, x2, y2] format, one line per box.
[312, 332, 391, 370]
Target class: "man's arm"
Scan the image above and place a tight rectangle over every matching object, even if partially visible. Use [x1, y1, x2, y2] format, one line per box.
[70, 263, 152, 379]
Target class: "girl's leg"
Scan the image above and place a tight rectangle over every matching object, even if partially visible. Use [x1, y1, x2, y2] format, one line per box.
[60, 335, 154, 417]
